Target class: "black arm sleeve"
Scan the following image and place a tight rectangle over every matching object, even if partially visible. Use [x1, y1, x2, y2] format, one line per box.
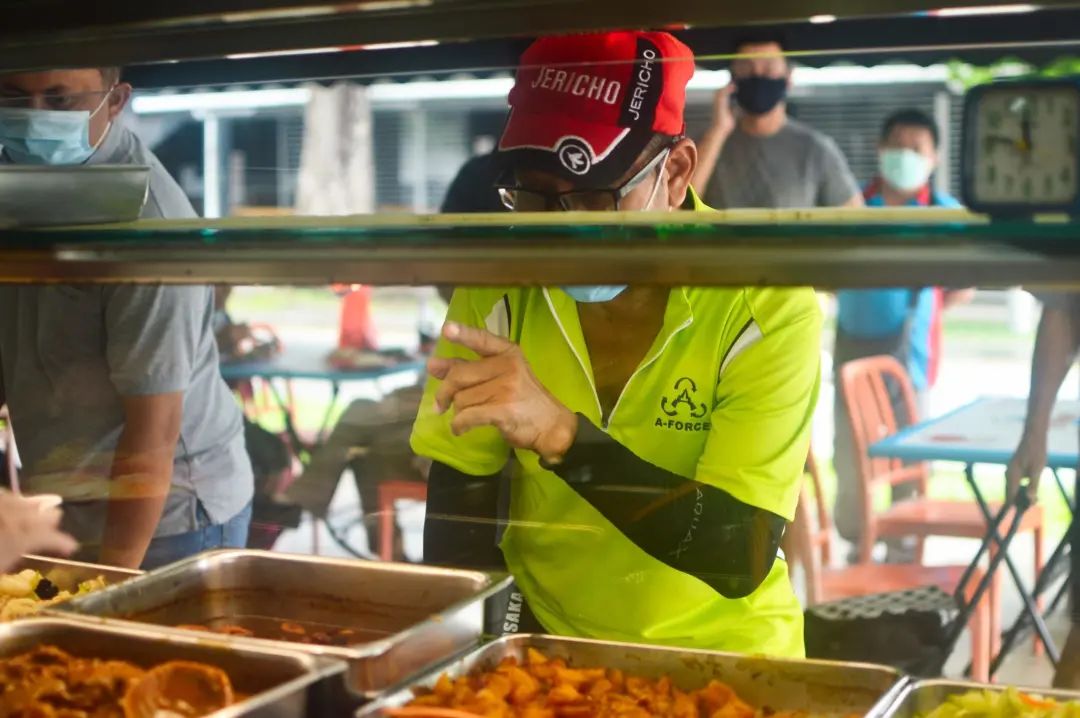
[423, 461, 505, 571]
[543, 416, 786, 598]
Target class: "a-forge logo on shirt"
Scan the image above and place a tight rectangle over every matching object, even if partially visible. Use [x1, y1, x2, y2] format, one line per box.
[655, 377, 711, 431]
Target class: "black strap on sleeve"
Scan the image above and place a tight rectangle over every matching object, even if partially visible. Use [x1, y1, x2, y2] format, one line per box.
[543, 416, 786, 599]
[423, 461, 505, 571]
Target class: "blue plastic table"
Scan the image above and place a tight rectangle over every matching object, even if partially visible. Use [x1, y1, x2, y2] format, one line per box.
[870, 396, 1079, 470]
[870, 396, 1080, 673]
[220, 342, 425, 450]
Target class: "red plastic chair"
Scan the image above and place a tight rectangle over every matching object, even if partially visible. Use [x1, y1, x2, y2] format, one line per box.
[840, 355, 1044, 655]
[789, 448, 995, 682]
[377, 480, 427, 562]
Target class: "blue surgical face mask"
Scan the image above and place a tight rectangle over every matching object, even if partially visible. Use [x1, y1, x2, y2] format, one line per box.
[879, 148, 933, 193]
[563, 285, 627, 303]
[561, 155, 669, 304]
[0, 91, 112, 165]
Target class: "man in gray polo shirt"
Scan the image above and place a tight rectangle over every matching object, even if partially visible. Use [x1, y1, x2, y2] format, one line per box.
[0, 67, 253, 569]
[692, 36, 862, 210]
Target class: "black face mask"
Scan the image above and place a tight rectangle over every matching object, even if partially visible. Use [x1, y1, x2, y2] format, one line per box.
[734, 76, 788, 115]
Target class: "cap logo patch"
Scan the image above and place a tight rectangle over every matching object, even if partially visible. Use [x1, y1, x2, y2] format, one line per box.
[556, 138, 593, 175]
[530, 66, 622, 105]
[618, 38, 664, 127]
[626, 48, 657, 121]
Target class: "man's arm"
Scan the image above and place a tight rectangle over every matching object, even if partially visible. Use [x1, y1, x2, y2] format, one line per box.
[543, 420, 786, 598]
[98, 392, 182, 568]
[843, 192, 866, 208]
[816, 134, 863, 208]
[1007, 301, 1080, 497]
[691, 86, 735, 197]
[943, 288, 976, 309]
[102, 284, 210, 567]
[423, 462, 504, 570]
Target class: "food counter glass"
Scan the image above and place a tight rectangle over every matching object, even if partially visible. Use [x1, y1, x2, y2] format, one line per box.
[1, 3, 1080, 716]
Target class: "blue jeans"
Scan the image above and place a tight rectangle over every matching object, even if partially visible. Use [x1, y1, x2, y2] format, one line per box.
[140, 502, 252, 571]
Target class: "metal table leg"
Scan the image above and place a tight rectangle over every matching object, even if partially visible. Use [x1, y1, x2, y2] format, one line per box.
[315, 380, 343, 445]
[951, 490, 1031, 662]
[264, 377, 308, 460]
[990, 529, 1070, 674]
[962, 464, 1061, 667]
[989, 466, 1076, 674]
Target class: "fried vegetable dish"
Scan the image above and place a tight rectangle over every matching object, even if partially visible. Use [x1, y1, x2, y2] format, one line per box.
[0, 645, 236, 718]
[403, 647, 852, 718]
[0, 569, 106, 621]
[922, 687, 1080, 718]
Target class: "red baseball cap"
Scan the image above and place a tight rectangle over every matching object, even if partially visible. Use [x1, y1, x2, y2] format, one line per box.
[498, 31, 695, 188]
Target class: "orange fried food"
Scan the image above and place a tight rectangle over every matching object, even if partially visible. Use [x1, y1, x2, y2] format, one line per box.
[122, 661, 234, 718]
[405, 648, 783, 718]
[0, 645, 236, 718]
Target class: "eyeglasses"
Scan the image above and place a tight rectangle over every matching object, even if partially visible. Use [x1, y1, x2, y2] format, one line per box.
[497, 146, 672, 212]
[0, 89, 112, 112]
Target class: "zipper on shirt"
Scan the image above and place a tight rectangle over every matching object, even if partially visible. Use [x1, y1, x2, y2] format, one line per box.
[604, 315, 693, 429]
[542, 289, 604, 422]
[543, 289, 694, 431]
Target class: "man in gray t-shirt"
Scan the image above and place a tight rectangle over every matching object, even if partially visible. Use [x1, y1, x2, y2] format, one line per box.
[0, 67, 253, 569]
[693, 37, 861, 210]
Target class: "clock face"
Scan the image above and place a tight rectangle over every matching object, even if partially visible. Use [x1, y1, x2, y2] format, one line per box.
[970, 85, 1079, 206]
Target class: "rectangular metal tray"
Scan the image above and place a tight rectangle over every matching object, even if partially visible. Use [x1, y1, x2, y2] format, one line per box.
[58, 549, 511, 698]
[0, 555, 141, 620]
[14, 553, 142, 590]
[0, 165, 150, 227]
[0, 616, 344, 717]
[358, 634, 908, 717]
[870, 679, 1080, 718]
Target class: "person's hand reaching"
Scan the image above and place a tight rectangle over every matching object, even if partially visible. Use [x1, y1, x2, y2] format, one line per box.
[0, 492, 78, 571]
[1006, 430, 1049, 502]
[710, 84, 737, 138]
[428, 322, 578, 465]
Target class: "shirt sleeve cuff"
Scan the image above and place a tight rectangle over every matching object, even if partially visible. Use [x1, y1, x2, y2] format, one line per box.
[540, 414, 610, 475]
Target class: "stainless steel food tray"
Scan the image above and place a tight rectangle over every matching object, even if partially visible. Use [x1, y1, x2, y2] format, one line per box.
[0, 616, 344, 717]
[0, 555, 141, 620]
[358, 634, 908, 717]
[869, 678, 1080, 718]
[15, 554, 142, 590]
[58, 549, 511, 698]
[0, 165, 149, 227]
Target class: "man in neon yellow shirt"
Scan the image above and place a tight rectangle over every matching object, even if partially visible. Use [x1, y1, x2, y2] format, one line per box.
[411, 31, 821, 657]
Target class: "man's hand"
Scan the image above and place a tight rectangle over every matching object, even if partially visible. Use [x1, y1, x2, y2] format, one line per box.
[710, 84, 737, 138]
[0, 492, 78, 570]
[692, 84, 736, 195]
[429, 322, 577, 464]
[1006, 429, 1049, 501]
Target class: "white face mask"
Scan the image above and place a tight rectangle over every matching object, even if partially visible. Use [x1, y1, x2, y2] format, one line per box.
[0, 88, 113, 165]
[879, 148, 933, 193]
